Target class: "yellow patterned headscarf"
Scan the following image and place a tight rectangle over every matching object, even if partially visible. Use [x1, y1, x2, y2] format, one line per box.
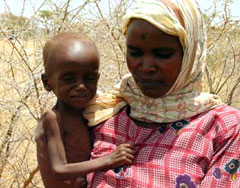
[84, 0, 223, 126]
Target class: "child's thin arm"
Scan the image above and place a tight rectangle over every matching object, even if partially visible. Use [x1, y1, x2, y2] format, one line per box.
[44, 110, 134, 181]
[43, 110, 68, 173]
[54, 143, 134, 180]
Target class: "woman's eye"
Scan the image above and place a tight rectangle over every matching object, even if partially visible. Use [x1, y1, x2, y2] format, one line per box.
[154, 52, 173, 59]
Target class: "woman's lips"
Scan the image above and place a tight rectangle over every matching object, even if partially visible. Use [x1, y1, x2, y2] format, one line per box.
[137, 79, 163, 88]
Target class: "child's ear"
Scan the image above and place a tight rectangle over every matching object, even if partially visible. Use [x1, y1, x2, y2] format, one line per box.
[97, 72, 100, 81]
[41, 74, 52, 91]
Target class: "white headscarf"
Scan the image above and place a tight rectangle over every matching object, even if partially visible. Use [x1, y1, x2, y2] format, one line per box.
[84, 0, 223, 125]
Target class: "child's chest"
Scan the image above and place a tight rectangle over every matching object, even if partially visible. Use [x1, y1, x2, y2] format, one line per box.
[61, 117, 92, 163]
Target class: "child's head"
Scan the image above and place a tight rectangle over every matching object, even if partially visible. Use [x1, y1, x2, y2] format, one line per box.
[42, 32, 100, 109]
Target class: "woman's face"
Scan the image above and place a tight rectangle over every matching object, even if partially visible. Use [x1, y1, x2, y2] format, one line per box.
[126, 19, 183, 98]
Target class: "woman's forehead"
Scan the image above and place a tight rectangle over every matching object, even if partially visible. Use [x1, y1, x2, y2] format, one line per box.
[127, 19, 178, 41]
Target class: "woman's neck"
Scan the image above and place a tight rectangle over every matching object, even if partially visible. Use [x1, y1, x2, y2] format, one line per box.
[131, 118, 167, 128]
[126, 107, 167, 128]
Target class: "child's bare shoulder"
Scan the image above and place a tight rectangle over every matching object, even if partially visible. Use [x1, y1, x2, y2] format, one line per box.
[41, 109, 61, 123]
[35, 109, 60, 145]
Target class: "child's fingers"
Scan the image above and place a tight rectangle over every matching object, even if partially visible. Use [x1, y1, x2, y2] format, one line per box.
[117, 143, 135, 156]
[123, 147, 135, 155]
[123, 154, 134, 165]
[117, 143, 134, 150]
[119, 150, 134, 162]
[125, 152, 134, 160]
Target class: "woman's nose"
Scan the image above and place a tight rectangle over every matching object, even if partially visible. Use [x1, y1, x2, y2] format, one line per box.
[140, 57, 156, 74]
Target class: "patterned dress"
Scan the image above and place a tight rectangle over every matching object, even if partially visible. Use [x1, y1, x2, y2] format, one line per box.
[87, 105, 240, 188]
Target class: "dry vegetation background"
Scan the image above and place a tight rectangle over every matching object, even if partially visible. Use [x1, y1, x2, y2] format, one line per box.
[0, 0, 239, 187]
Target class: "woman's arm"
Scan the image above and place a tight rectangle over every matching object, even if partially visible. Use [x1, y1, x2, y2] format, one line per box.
[199, 123, 240, 187]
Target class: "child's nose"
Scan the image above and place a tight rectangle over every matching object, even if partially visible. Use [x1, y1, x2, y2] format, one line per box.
[75, 82, 87, 91]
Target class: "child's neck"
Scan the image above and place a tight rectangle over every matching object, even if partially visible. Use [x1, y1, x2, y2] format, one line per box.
[54, 101, 84, 116]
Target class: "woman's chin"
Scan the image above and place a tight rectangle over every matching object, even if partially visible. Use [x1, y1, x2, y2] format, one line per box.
[136, 82, 168, 98]
[141, 89, 165, 98]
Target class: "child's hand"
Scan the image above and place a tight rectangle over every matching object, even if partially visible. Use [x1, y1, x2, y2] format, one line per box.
[106, 143, 134, 169]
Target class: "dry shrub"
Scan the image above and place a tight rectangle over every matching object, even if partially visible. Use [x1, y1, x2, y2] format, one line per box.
[0, 0, 239, 187]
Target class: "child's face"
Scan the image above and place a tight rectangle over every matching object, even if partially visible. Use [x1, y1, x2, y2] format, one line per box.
[45, 39, 99, 109]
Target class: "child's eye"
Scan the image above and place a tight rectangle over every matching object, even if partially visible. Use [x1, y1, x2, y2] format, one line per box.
[127, 50, 142, 57]
[84, 75, 97, 83]
[62, 75, 75, 83]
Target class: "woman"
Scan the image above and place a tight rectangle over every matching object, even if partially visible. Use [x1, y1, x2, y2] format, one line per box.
[86, 0, 240, 187]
